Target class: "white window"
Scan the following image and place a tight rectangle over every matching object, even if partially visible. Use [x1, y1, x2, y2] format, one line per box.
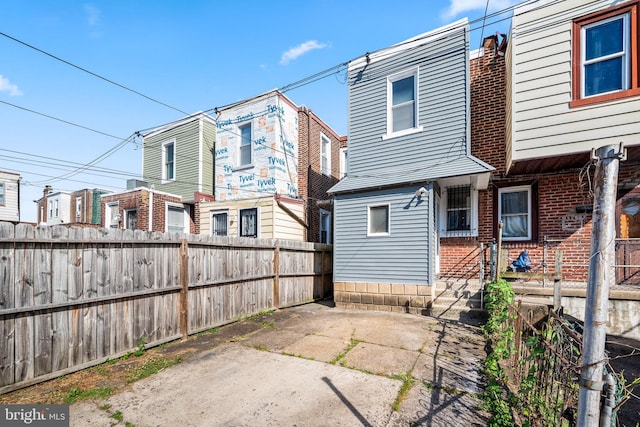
[339, 148, 348, 179]
[54, 199, 59, 217]
[162, 140, 176, 182]
[125, 209, 137, 230]
[0, 183, 4, 206]
[167, 205, 187, 234]
[439, 184, 478, 237]
[75, 196, 82, 218]
[498, 186, 532, 241]
[106, 202, 120, 228]
[239, 208, 258, 238]
[211, 211, 228, 236]
[368, 204, 390, 236]
[385, 67, 422, 139]
[321, 133, 331, 176]
[239, 123, 252, 167]
[581, 13, 630, 97]
[319, 209, 331, 244]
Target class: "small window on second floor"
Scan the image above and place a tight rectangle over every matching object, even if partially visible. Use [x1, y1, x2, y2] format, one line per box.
[321, 134, 331, 175]
[339, 148, 348, 179]
[163, 141, 175, 181]
[0, 183, 4, 206]
[76, 196, 82, 218]
[572, 1, 640, 107]
[239, 123, 252, 167]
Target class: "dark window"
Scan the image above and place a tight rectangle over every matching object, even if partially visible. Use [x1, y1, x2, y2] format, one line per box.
[239, 208, 257, 238]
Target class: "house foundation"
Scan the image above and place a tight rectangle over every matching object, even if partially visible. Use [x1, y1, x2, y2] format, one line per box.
[333, 282, 432, 314]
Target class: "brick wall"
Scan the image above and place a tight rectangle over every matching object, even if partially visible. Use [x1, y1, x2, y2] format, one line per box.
[298, 107, 346, 243]
[439, 36, 618, 284]
[101, 189, 194, 233]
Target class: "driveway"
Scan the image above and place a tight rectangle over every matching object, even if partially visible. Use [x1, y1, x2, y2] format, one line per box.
[70, 302, 489, 426]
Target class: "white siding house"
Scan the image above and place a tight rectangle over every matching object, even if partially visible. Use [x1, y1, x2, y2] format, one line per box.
[0, 171, 21, 223]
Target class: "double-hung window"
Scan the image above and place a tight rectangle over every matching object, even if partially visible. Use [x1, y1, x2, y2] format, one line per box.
[572, 1, 640, 106]
[321, 134, 331, 176]
[211, 211, 228, 236]
[385, 67, 422, 138]
[239, 208, 258, 238]
[0, 183, 4, 206]
[167, 205, 185, 234]
[339, 148, 348, 179]
[125, 209, 138, 230]
[498, 186, 532, 241]
[163, 141, 175, 181]
[368, 204, 390, 236]
[239, 123, 252, 167]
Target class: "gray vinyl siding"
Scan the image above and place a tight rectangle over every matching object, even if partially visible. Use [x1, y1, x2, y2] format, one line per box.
[346, 26, 469, 181]
[333, 185, 433, 285]
[143, 119, 204, 201]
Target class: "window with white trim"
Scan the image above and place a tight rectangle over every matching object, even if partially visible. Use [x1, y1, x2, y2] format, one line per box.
[75, 196, 82, 218]
[368, 204, 390, 236]
[211, 211, 228, 236]
[239, 123, 252, 167]
[239, 207, 258, 238]
[339, 148, 348, 179]
[319, 209, 331, 243]
[572, 1, 640, 106]
[321, 133, 331, 176]
[167, 205, 186, 234]
[440, 185, 478, 237]
[385, 68, 422, 138]
[162, 141, 175, 181]
[0, 183, 4, 206]
[125, 209, 137, 230]
[498, 186, 532, 241]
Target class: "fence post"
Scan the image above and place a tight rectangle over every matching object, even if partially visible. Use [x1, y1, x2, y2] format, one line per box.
[179, 239, 189, 339]
[273, 245, 280, 309]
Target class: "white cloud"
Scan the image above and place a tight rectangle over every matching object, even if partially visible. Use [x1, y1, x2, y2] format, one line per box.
[0, 75, 23, 96]
[84, 4, 101, 26]
[280, 40, 328, 65]
[441, 0, 517, 20]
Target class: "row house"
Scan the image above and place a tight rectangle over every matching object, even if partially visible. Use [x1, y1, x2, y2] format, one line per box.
[35, 186, 109, 226]
[0, 170, 21, 223]
[331, 0, 640, 312]
[136, 91, 345, 240]
[196, 90, 345, 242]
[441, 0, 640, 286]
[329, 19, 494, 312]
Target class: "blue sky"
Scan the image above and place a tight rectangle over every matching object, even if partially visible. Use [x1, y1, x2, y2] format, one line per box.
[0, 0, 517, 222]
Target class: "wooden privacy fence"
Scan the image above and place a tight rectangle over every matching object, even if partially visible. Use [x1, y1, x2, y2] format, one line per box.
[0, 222, 332, 393]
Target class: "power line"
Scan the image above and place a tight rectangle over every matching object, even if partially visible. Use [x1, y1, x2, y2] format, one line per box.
[0, 31, 190, 116]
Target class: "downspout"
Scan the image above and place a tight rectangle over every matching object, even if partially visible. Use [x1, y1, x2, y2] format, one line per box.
[307, 108, 312, 241]
[148, 190, 153, 232]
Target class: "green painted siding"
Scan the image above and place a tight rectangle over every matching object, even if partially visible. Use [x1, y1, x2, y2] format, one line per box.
[142, 116, 216, 201]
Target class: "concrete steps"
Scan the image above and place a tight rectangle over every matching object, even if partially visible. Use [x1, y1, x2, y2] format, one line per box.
[427, 281, 487, 321]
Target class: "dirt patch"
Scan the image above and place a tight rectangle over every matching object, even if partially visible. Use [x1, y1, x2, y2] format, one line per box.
[0, 311, 282, 405]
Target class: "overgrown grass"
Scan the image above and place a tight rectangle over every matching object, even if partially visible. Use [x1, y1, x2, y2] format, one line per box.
[330, 330, 361, 366]
[126, 356, 182, 384]
[480, 279, 517, 427]
[195, 327, 219, 337]
[392, 370, 414, 412]
[63, 387, 113, 404]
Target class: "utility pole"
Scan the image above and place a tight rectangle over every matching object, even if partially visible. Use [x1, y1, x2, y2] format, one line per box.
[577, 144, 624, 426]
